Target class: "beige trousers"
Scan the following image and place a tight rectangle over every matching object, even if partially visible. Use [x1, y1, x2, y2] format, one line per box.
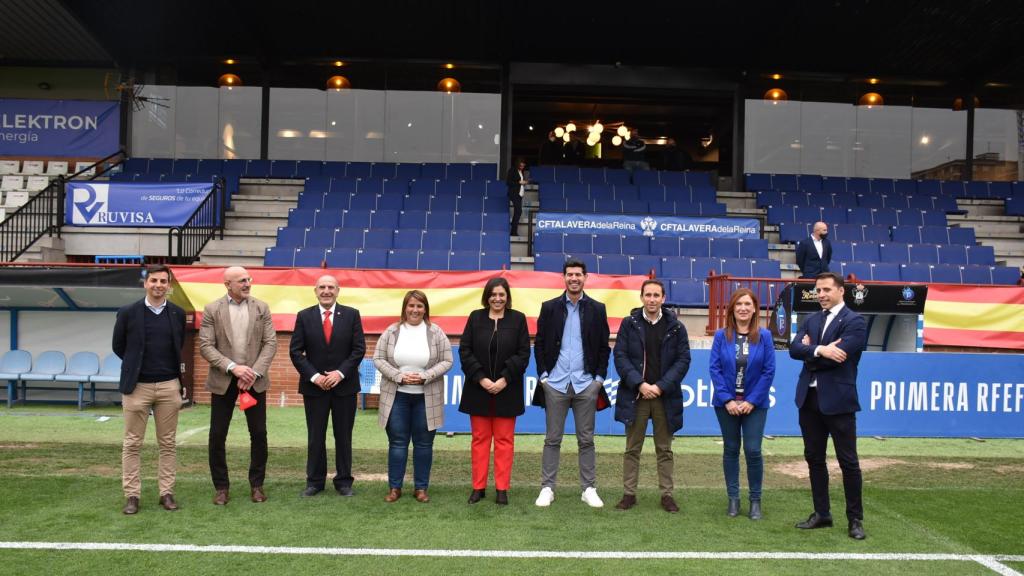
[122, 379, 181, 498]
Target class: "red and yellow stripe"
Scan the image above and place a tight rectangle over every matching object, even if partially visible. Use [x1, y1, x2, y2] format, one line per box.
[924, 285, 1024, 350]
[169, 267, 648, 335]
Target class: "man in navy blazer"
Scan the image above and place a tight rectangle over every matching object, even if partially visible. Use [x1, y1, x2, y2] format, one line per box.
[789, 272, 868, 540]
[112, 265, 186, 515]
[795, 221, 832, 278]
[289, 274, 366, 497]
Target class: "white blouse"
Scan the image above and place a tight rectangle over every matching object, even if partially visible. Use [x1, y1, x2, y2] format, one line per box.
[394, 322, 430, 394]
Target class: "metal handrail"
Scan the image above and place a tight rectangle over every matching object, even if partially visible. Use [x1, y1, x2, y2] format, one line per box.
[167, 176, 226, 264]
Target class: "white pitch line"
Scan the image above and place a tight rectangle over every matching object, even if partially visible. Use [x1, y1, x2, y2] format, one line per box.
[175, 426, 209, 445]
[0, 541, 1021, 573]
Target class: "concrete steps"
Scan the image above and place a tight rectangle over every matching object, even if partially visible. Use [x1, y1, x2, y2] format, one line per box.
[194, 182, 299, 266]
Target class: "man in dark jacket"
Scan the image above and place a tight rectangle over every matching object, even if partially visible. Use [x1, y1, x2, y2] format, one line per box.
[795, 221, 832, 278]
[612, 279, 690, 513]
[112, 265, 187, 515]
[506, 158, 528, 236]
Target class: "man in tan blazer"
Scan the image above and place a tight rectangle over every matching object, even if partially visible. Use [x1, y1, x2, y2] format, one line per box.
[199, 266, 277, 505]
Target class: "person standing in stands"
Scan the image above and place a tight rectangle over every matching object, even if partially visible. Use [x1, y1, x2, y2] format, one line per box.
[795, 221, 832, 278]
[458, 277, 531, 505]
[374, 290, 453, 504]
[612, 279, 690, 514]
[506, 158, 528, 236]
[199, 266, 277, 506]
[290, 274, 366, 498]
[621, 128, 649, 172]
[533, 259, 612, 508]
[114, 265, 187, 515]
[789, 272, 868, 540]
[709, 288, 775, 520]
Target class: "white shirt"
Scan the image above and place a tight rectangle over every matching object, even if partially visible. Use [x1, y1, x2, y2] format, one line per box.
[394, 322, 430, 394]
[810, 301, 845, 388]
[812, 236, 824, 259]
[517, 170, 525, 197]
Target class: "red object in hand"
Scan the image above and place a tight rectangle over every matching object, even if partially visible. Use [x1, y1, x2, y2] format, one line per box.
[238, 390, 258, 411]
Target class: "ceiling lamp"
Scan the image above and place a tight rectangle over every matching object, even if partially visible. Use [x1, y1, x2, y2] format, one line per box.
[952, 96, 980, 111]
[565, 122, 576, 133]
[858, 92, 883, 106]
[333, 60, 345, 67]
[218, 74, 242, 88]
[616, 125, 628, 137]
[437, 77, 461, 93]
[562, 132, 570, 142]
[611, 135, 623, 146]
[326, 75, 351, 90]
[554, 126, 565, 138]
[763, 88, 788, 102]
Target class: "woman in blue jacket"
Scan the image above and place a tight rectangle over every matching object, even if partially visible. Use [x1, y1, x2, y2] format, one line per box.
[709, 288, 775, 520]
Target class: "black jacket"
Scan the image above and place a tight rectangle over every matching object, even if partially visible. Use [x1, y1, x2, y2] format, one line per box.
[112, 298, 186, 395]
[795, 236, 832, 278]
[612, 306, 691, 433]
[289, 304, 366, 397]
[458, 308, 531, 417]
[532, 292, 611, 410]
[506, 166, 526, 199]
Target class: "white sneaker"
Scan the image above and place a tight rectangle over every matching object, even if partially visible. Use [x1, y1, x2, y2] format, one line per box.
[581, 487, 604, 508]
[535, 486, 555, 507]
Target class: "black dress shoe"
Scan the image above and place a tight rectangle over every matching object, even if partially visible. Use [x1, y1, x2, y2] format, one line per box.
[301, 486, 323, 498]
[795, 512, 833, 529]
[467, 489, 485, 504]
[848, 519, 866, 540]
[123, 496, 139, 515]
[336, 486, 354, 497]
[727, 498, 740, 517]
[495, 490, 508, 505]
[749, 500, 762, 520]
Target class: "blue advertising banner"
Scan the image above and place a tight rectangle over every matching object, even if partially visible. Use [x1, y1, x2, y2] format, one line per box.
[427, 348, 1024, 438]
[534, 212, 760, 239]
[65, 182, 214, 227]
[0, 99, 120, 157]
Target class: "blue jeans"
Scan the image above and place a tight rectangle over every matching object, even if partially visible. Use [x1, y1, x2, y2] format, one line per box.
[386, 392, 436, 490]
[714, 406, 768, 501]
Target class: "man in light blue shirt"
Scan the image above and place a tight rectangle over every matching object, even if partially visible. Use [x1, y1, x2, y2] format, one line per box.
[532, 260, 611, 508]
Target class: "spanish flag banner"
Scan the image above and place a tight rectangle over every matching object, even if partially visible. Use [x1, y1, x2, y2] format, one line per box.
[923, 284, 1024, 350]
[169, 267, 648, 335]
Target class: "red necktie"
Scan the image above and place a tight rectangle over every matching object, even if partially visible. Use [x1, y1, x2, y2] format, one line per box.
[323, 309, 332, 343]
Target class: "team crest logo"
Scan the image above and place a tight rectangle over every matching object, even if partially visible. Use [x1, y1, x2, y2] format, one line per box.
[640, 216, 657, 237]
[901, 286, 915, 302]
[852, 283, 869, 305]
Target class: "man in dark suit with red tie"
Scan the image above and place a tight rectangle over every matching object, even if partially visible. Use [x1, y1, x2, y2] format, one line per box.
[789, 272, 868, 540]
[289, 275, 366, 497]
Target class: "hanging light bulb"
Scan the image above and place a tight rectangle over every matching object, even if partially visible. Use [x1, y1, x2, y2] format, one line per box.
[565, 122, 576, 133]
[562, 132, 571, 142]
[593, 122, 603, 134]
[616, 125, 628, 137]
[554, 126, 565, 138]
[586, 133, 599, 146]
[612, 135, 623, 146]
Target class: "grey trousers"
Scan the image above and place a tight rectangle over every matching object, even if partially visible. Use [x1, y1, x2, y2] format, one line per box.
[541, 380, 600, 490]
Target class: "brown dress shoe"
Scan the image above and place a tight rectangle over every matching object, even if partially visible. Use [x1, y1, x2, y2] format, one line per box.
[159, 493, 179, 511]
[213, 488, 229, 506]
[660, 494, 679, 513]
[384, 488, 402, 503]
[413, 489, 430, 503]
[123, 496, 139, 515]
[251, 486, 267, 503]
[615, 494, 637, 510]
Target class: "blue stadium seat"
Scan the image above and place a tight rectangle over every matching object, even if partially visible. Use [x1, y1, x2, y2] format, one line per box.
[264, 247, 295, 266]
[766, 206, 795, 225]
[395, 164, 421, 181]
[751, 259, 781, 278]
[916, 179, 940, 196]
[722, 259, 752, 277]
[426, 210, 455, 230]
[403, 193, 430, 211]
[566, 197, 593, 212]
[891, 226, 921, 244]
[909, 244, 939, 264]
[418, 250, 450, 270]
[822, 207, 847, 224]
[833, 224, 864, 243]
[355, 249, 388, 269]
[893, 179, 916, 195]
[660, 171, 686, 187]
[597, 254, 630, 275]
[347, 162, 372, 179]
[621, 236, 649, 255]
[857, 194, 883, 209]
[356, 179, 384, 196]
[650, 236, 680, 256]
[579, 167, 605, 184]
[243, 159, 270, 177]
[333, 229, 364, 249]
[480, 232, 507, 252]
[745, 173, 772, 191]
[756, 190, 782, 208]
[884, 195, 911, 210]
[869, 178, 895, 195]
[795, 206, 823, 224]
[937, 244, 967, 265]
[270, 160, 296, 178]
[709, 238, 740, 258]
[869, 262, 900, 281]
[820, 176, 846, 194]
[147, 158, 173, 174]
[847, 178, 870, 194]
[304, 228, 335, 248]
[772, 174, 798, 191]
[594, 198, 622, 213]
[930, 264, 962, 284]
[371, 163, 396, 180]
[919, 226, 950, 245]
[288, 208, 317, 228]
[294, 247, 326, 267]
[780, 191, 810, 207]
[921, 211, 948, 226]
[298, 192, 325, 210]
[446, 164, 472, 181]
[948, 227, 976, 245]
[322, 193, 349, 211]
[534, 232, 564, 254]
[852, 242, 880, 262]
[593, 235, 622, 254]
[534, 252, 566, 272]
[630, 255, 661, 276]
[566, 253, 598, 272]
[420, 163, 445, 180]
[472, 163, 498, 181]
[691, 187, 717, 204]
[399, 210, 428, 229]
[897, 210, 923, 227]
[276, 227, 305, 248]
[991, 266, 1021, 285]
[964, 181, 989, 198]
[940, 181, 966, 197]
[779, 222, 809, 243]
[554, 166, 580, 183]
[960, 265, 992, 284]
[638, 186, 665, 203]
[589, 184, 615, 201]
[387, 249, 419, 270]
[661, 257, 692, 278]
[831, 242, 854, 262]
[379, 191, 405, 210]
[563, 233, 593, 254]
[840, 261, 872, 280]
[680, 237, 710, 257]
[530, 166, 556, 183]
[691, 257, 722, 278]
[862, 225, 891, 243]
[605, 169, 631, 185]
[481, 212, 506, 231]
[614, 185, 638, 201]
[966, 245, 995, 266]
[457, 194, 486, 213]
[899, 264, 931, 283]
[878, 242, 910, 263]
[304, 176, 331, 193]
[649, 201, 676, 215]
[341, 210, 370, 229]
[410, 179, 436, 196]
[988, 181, 1012, 199]
[480, 251, 510, 270]
[421, 229, 452, 252]
[669, 279, 707, 306]
[621, 200, 648, 214]
[321, 162, 346, 178]
[364, 229, 393, 250]
[172, 159, 198, 175]
[393, 229, 423, 250]
[739, 238, 769, 259]
[383, 179, 410, 196]
[634, 170, 661, 187]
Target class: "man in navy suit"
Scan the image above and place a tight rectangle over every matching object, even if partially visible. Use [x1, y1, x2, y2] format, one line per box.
[289, 274, 366, 497]
[113, 265, 187, 515]
[795, 221, 832, 278]
[789, 272, 868, 540]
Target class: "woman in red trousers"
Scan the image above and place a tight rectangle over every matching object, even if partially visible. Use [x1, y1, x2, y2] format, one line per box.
[458, 277, 531, 505]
